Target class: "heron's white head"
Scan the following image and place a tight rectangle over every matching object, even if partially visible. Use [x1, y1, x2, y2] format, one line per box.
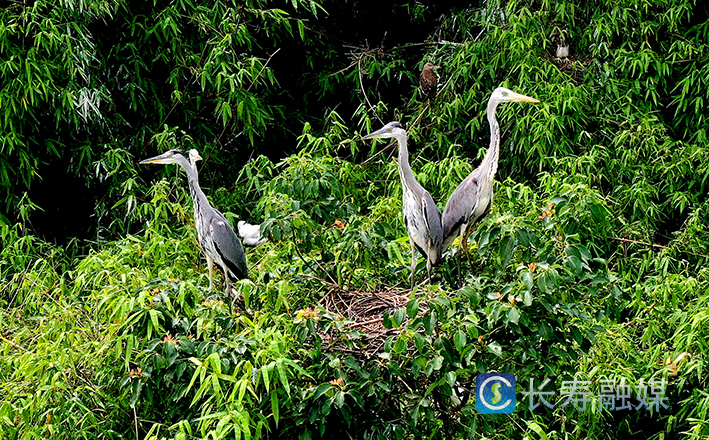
[139, 149, 185, 165]
[362, 121, 407, 141]
[490, 87, 540, 105]
[188, 149, 203, 164]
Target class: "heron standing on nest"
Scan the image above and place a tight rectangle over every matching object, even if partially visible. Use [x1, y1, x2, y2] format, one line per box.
[420, 62, 440, 103]
[140, 149, 248, 294]
[362, 122, 443, 287]
[441, 87, 539, 267]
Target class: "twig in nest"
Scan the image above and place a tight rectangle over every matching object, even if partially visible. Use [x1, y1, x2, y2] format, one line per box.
[349, 317, 385, 328]
[318, 286, 430, 358]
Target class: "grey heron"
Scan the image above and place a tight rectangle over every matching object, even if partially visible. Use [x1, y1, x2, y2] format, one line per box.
[441, 87, 539, 264]
[140, 149, 248, 294]
[362, 122, 443, 287]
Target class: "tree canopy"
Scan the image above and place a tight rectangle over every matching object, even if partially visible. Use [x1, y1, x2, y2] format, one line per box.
[1, 0, 708, 439]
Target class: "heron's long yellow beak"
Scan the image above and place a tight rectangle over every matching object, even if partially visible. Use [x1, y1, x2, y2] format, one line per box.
[361, 127, 389, 140]
[139, 152, 173, 165]
[511, 92, 540, 103]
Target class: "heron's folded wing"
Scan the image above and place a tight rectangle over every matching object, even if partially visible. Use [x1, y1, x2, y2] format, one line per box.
[421, 191, 443, 256]
[210, 216, 249, 280]
[442, 174, 480, 248]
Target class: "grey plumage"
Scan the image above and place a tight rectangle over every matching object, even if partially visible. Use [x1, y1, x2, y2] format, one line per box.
[442, 87, 539, 259]
[189, 152, 265, 248]
[190, 150, 265, 247]
[362, 122, 443, 286]
[140, 149, 248, 294]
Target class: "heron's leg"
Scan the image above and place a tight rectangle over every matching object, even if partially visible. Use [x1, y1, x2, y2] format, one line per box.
[461, 225, 473, 266]
[455, 245, 463, 288]
[426, 259, 433, 286]
[207, 256, 215, 292]
[223, 268, 232, 297]
[410, 239, 418, 289]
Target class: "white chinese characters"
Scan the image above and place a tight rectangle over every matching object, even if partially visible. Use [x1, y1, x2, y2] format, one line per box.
[521, 377, 669, 411]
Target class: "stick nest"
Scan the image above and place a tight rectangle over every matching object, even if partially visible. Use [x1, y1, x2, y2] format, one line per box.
[318, 285, 428, 359]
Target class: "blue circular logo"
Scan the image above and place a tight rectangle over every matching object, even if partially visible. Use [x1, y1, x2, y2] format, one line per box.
[476, 373, 516, 414]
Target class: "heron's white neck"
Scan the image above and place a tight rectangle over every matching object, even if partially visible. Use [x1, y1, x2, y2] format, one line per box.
[176, 157, 210, 218]
[481, 99, 501, 180]
[393, 133, 422, 195]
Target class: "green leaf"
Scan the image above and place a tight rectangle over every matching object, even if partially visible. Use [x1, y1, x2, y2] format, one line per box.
[429, 356, 444, 371]
[567, 255, 583, 275]
[314, 383, 333, 400]
[507, 307, 521, 324]
[500, 235, 516, 267]
[392, 308, 406, 327]
[334, 391, 345, 408]
[527, 421, 551, 440]
[571, 326, 584, 345]
[487, 342, 502, 357]
[393, 337, 407, 354]
[413, 333, 426, 352]
[446, 371, 456, 387]
[521, 271, 534, 290]
[538, 322, 553, 340]
[277, 360, 291, 396]
[271, 390, 280, 426]
[516, 228, 530, 247]
[454, 330, 467, 352]
[423, 310, 437, 335]
[382, 311, 393, 329]
[124, 335, 134, 371]
[406, 298, 420, 318]
[522, 290, 533, 306]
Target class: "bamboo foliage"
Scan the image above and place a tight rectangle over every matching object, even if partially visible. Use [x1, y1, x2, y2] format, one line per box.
[1, 0, 709, 439]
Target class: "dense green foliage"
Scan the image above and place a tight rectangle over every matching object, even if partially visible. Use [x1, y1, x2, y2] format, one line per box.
[1, 0, 708, 438]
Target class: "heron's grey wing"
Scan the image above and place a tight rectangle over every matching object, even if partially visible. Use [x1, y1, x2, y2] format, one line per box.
[210, 214, 249, 280]
[442, 173, 481, 248]
[421, 191, 443, 261]
[214, 208, 230, 224]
